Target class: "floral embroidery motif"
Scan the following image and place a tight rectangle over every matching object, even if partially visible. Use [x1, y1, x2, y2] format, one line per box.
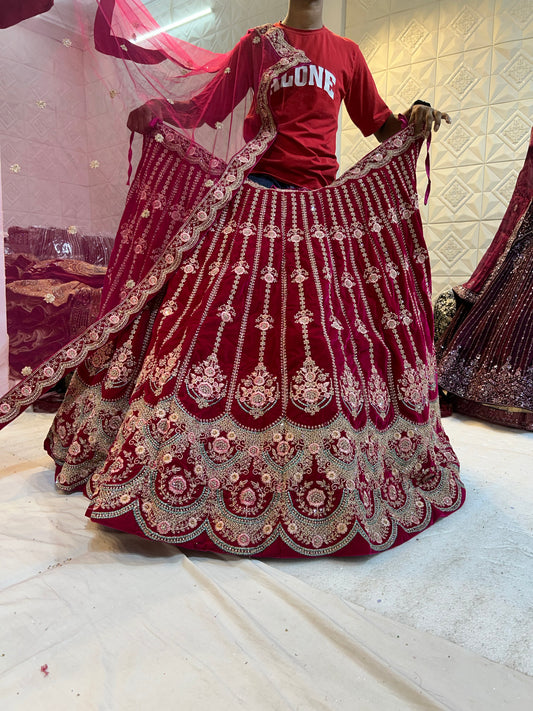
[255, 314, 274, 331]
[342, 272, 356, 289]
[291, 267, 309, 284]
[413, 247, 428, 264]
[237, 364, 280, 418]
[398, 365, 429, 412]
[185, 354, 227, 408]
[287, 227, 304, 244]
[290, 357, 332, 415]
[294, 309, 313, 326]
[217, 304, 236, 323]
[367, 369, 391, 418]
[340, 369, 364, 417]
[382, 312, 400, 329]
[261, 266, 278, 284]
[181, 256, 200, 275]
[386, 262, 400, 279]
[232, 260, 249, 276]
[391, 429, 422, 461]
[364, 266, 381, 284]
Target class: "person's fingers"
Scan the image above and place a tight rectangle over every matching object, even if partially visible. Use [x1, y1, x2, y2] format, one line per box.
[425, 109, 433, 135]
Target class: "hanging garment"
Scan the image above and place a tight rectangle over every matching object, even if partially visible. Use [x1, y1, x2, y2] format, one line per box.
[0, 0, 54, 28]
[437, 129, 533, 431]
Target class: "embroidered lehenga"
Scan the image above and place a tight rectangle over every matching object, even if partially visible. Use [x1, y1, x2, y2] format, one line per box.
[437, 129, 533, 432]
[0, 1, 464, 556]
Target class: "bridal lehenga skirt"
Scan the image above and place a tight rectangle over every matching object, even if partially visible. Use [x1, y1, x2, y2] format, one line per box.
[3, 126, 465, 556]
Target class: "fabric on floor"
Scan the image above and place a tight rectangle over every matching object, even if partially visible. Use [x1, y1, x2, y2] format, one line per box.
[0, 412, 532, 709]
[269, 414, 533, 677]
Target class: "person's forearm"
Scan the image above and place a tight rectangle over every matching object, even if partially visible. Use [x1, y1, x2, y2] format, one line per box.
[374, 113, 403, 142]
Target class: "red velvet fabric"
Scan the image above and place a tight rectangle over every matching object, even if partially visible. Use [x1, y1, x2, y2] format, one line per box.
[41, 126, 464, 557]
[0, 0, 53, 28]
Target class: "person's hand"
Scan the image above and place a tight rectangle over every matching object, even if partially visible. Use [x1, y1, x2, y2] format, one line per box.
[407, 103, 451, 136]
[126, 101, 162, 133]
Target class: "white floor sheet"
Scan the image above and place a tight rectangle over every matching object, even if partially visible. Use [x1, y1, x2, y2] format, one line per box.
[0, 412, 531, 710]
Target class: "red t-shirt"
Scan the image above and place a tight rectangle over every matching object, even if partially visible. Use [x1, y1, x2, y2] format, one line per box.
[254, 23, 391, 189]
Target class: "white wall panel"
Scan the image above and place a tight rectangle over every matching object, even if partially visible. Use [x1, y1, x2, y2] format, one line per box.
[343, 0, 533, 295]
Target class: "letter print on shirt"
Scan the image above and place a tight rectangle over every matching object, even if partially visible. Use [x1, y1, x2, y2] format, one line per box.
[271, 64, 337, 100]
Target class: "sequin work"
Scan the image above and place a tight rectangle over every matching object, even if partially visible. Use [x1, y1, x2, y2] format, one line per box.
[41, 127, 464, 557]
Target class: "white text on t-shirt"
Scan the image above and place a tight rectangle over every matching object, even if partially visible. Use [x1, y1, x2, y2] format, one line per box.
[271, 64, 337, 99]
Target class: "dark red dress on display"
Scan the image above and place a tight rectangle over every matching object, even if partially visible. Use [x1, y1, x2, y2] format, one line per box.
[437, 129, 533, 431]
[0, 15, 464, 556]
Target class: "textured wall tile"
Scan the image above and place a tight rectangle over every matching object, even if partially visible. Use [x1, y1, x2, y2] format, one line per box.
[431, 107, 487, 170]
[54, 148, 91, 187]
[427, 165, 484, 223]
[60, 183, 92, 221]
[428, 221, 480, 273]
[437, 0, 495, 56]
[493, 0, 533, 43]
[387, 59, 436, 110]
[431, 275, 465, 298]
[478, 219, 505, 252]
[55, 82, 87, 120]
[1, 175, 29, 211]
[490, 41, 533, 104]
[23, 103, 59, 147]
[350, 19, 390, 73]
[389, 0, 436, 12]
[482, 159, 525, 220]
[486, 101, 531, 162]
[0, 102, 27, 140]
[52, 44, 85, 85]
[388, 7, 439, 68]
[436, 47, 492, 110]
[85, 80, 118, 120]
[346, 0, 392, 25]
[25, 177, 63, 215]
[0, 138, 28, 168]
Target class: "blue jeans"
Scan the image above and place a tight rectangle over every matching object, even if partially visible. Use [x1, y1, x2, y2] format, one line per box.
[248, 173, 301, 190]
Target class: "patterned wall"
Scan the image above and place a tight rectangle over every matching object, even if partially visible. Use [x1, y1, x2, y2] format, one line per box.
[341, 0, 533, 297]
[0, 22, 92, 233]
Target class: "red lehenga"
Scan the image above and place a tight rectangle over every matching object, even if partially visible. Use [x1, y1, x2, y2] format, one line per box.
[0, 3, 464, 557]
